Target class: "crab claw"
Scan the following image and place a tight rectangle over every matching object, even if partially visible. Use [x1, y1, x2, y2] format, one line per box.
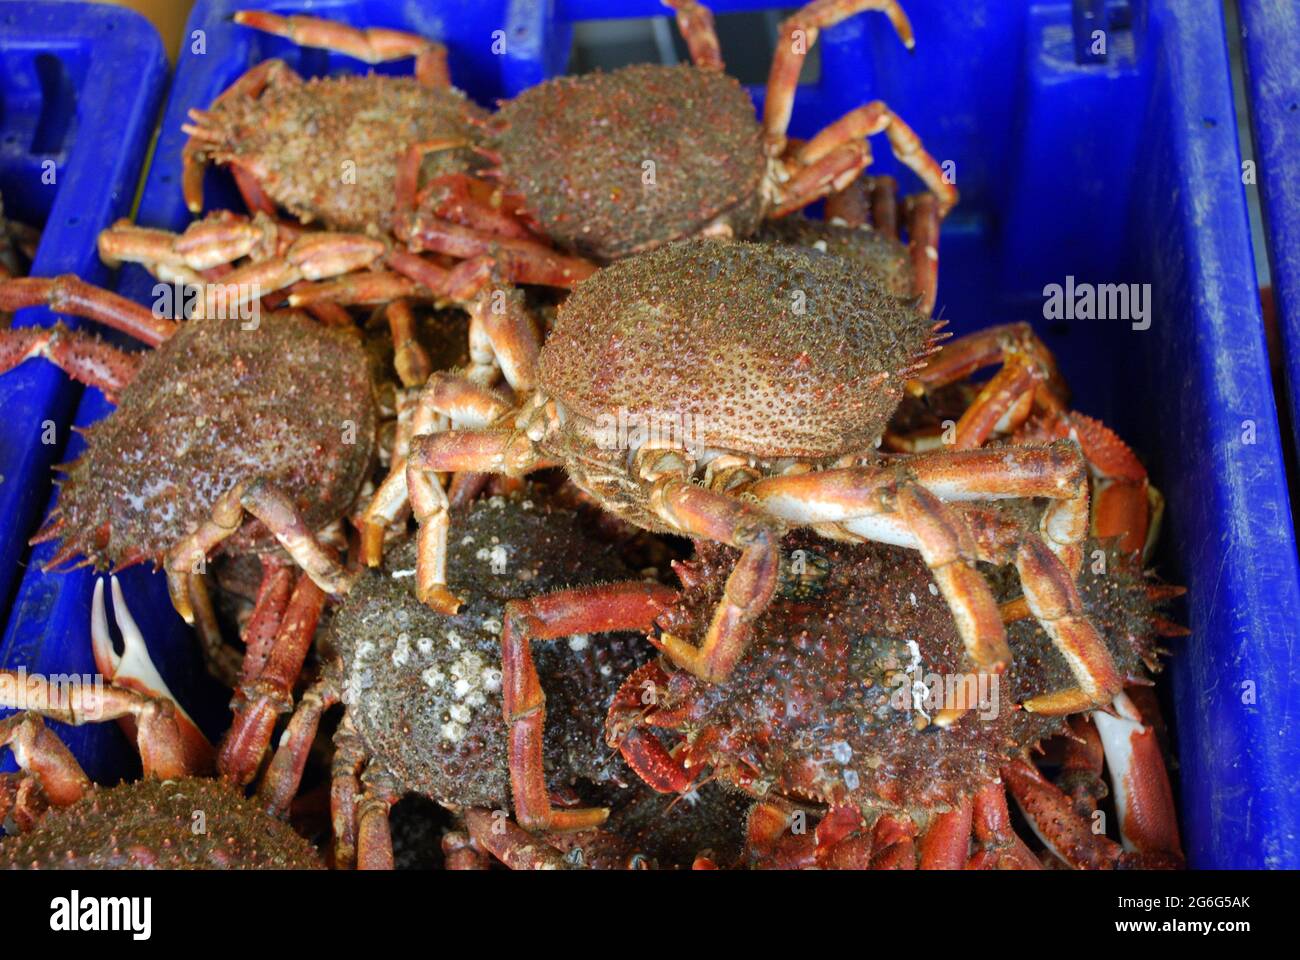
[92, 577, 214, 774]
[1091, 690, 1183, 867]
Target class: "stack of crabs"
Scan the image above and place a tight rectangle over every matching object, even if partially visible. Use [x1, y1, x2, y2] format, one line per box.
[0, 1, 1185, 870]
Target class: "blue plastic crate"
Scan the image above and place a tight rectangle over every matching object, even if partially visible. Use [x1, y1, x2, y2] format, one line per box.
[0, 2, 169, 627]
[4, 0, 1296, 867]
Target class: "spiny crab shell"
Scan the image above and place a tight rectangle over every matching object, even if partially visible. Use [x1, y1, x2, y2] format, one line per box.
[539, 239, 933, 467]
[328, 493, 653, 810]
[624, 531, 1164, 826]
[48, 313, 376, 569]
[488, 64, 766, 262]
[755, 216, 915, 300]
[194, 74, 486, 232]
[0, 777, 320, 869]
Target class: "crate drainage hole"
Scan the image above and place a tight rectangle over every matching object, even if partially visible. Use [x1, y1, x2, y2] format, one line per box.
[32, 53, 76, 156]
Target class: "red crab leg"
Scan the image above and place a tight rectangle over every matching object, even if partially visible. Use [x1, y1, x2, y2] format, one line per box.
[331, 715, 368, 870]
[356, 765, 401, 870]
[385, 298, 433, 388]
[1091, 691, 1183, 866]
[917, 795, 973, 869]
[0, 713, 91, 808]
[240, 558, 296, 685]
[501, 581, 679, 832]
[287, 269, 425, 308]
[395, 212, 597, 289]
[662, 0, 724, 71]
[771, 141, 873, 219]
[91, 576, 214, 776]
[193, 233, 388, 318]
[870, 814, 919, 869]
[1056, 714, 1109, 816]
[905, 192, 940, 315]
[165, 478, 356, 624]
[405, 427, 558, 608]
[462, 808, 572, 870]
[745, 468, 1010, 698]
[0, 324, 140, 401]
[442, 829, 492, 870]
[0, 672, 194, 780]
[907, 322, 1069, 440]
[218, 573, 327, 787]
[233, 10, 450, 88]
[1002, 757, 1122, 869]
[259, 669, 341, 816]
[823, 174, 875, 228]
[361, 371, 512, 566]
[871, 175, 900, 238]
[794, 100, 958, 216]
[182, 58, 301, 213]
[415, 172, 536, 241]
[765, 0, 915, 155]
[606, 661, 696, 794]
[0, 274, 175, 347]
[648, 478, 783, 683]
[967, 781, 1043, 869]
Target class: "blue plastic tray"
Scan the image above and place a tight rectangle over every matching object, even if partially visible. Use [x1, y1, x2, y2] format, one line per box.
[4, 0, 1296, 866]
[0, 2, 182, 783]
[0, 2, 168, 628]
[1237, 1, 1300, 862]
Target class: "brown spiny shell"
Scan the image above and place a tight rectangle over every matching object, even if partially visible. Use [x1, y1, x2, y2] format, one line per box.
[196, 74, 486, 232]
[0, 777, 321, 869]
[490, 65, 766, 262]
[645, 533, 1166, 826]
[757, 217, 914, 299]
[51, 313, 376, 568]
[540, 239, 935, 459]
[329, 494, 652, 810]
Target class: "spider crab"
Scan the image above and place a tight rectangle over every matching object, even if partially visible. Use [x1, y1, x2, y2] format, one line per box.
[398, 0, 954, 276]
[0, 578, 320, 868]
[401, 238, 1125, 833]
[0, 275, 388, 773]
[158, 10, 591, 312]
[261, 492, 653, 869]
[599, 533, 1183, 870]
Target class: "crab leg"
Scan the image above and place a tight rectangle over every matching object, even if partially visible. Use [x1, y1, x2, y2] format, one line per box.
[0, 713, 91, 808]
[331, 715, 368, 869]
[0, 274, 175, 347]
[405, 427, 556, 608]
[259, 669, 341, 816]
[746, 445, 1121, 716]
[233, 10, 450, 88]
[606, 661, 697, 794]
[463, 808, 572, 870]
[904, 192, 941, 315]
[647, 477, 784, 683]
[99, 212, 284, 279]
[395, 212, 597, 289]
[165, 478, 356, 624]
[1091, 691, 1183, 866]
[354, 764, 402, 870]
[360, 372, 511, 566]
[0, 673, 194, 780]
[917, 796, 974, 869]
[218, 573, 327, 787]
[385, 299, 433, 388]
[414, 172, 537, 241]
[662, 0, 724, 71]
[0, 324, 140, 401]
[500, 581, 679, 832]
[967, 781, 1044, 869]
[793, 101, 958, 216]
[765, 0, 915, 156]
[1002, 757, 1122, 869]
